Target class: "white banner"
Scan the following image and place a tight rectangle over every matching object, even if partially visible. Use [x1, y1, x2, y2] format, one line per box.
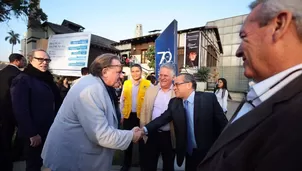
[47, 32, 91, 77]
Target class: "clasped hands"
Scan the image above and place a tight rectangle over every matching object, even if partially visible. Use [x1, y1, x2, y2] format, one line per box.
[131, 126, 145, 143]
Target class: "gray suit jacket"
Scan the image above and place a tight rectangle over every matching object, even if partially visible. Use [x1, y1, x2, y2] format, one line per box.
[42, 75, 133, 171]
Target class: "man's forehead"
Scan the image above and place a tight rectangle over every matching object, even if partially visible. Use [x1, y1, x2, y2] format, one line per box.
[111, 59, 121, 65]
[239, 9, 261, 37]
[174, 75, 184, 81]
[34, 51, 49, 58]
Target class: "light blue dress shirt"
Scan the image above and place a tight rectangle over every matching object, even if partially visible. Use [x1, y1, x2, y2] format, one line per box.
[184, 91, 197, 150]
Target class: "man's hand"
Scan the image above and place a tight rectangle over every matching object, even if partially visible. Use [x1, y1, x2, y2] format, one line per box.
[30, 134, 42, 147]
[132, 127, 143, 143]
[120, 118, 124, 125]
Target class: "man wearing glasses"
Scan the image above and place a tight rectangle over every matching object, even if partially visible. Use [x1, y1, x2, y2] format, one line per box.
[11, 49, 62, 171]
[141, 73, 228, 171]
[42, 53, 143, 171]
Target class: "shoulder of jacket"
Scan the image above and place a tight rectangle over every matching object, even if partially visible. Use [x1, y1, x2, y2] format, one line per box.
[197, 91, 216, 98]
[14, 72, 29, 80]
[11, 72, 30, 87]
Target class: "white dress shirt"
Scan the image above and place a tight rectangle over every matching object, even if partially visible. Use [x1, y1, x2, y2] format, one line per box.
[232, 64, 302, 123]
[151, 85, 173, 131]
[215, 89, 228, 112]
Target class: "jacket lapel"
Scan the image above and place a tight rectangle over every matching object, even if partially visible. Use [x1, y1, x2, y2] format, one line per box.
[193, 92, 203, 134]
[97, 77, 118, 123]
[202, 74, 302, 162]
[147, 86, 160, 121]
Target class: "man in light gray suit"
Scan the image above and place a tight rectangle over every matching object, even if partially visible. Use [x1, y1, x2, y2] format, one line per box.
[41, 54, 143, 171]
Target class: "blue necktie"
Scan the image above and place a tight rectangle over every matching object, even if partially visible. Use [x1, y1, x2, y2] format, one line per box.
[184, 100, 193, 155]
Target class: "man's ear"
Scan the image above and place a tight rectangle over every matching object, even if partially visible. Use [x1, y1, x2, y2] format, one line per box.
[102, 68, 107, 77]
[271, 11, 293, 42]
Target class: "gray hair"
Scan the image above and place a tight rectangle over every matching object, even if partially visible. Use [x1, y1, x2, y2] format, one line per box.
[160, 62, 176, 77]
[178, 73, 197, 90]
[249, 0, 302, 40]
[28, 49, 49, 62]
[89, 53, 120, 77]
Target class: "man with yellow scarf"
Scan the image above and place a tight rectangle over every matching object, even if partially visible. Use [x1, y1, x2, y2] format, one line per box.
[120, 64, 151, 171]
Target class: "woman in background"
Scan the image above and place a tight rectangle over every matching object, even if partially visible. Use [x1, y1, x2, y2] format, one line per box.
[56, 77, 70, 99]
[215, 78, 232, 114]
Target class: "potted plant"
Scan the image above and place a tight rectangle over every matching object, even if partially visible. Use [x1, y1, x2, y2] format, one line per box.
[194, 67, 210, 82]
[194, 67, 210, 91]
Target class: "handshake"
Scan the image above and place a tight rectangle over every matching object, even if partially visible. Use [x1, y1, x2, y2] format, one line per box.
[131, 126, 146, 143]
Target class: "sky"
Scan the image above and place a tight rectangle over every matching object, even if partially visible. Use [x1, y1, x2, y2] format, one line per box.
[0, 0, 251, 62]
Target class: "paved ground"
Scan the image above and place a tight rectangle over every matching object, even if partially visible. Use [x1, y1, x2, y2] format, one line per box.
[14, 100, 241, 171]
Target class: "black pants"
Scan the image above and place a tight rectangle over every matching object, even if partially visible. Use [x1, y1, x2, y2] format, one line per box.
[23, 137, 45, 171]
[143, 131, 175, 171]
[0, 121, 15, 171]
[185, 149, 206, 171]
[122, 112, 142, 167]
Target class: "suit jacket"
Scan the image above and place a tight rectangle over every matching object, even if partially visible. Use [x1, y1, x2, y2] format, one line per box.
[41, 75, 133, 171]
[0, 65, 20, 124]
[198, 75, 302, 171]
[145, 91, 228, 167]
[140, 85, 176, 148]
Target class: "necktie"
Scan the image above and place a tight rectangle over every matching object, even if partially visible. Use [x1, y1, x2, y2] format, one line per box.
[184, 100, 193, 155]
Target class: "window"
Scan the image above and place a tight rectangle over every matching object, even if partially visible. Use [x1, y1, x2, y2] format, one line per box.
[141, 49, 147, 64]
[206, 45, 218, 67]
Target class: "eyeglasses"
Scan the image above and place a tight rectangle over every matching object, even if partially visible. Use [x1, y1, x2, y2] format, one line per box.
[173, 81, 190, 87]
[33, 57, 51, 63]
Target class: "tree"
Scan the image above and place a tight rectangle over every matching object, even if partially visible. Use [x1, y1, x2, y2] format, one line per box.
[145, 45, 155, 69]
[0, 0, 47, 23]
[5, 30, 20, 53]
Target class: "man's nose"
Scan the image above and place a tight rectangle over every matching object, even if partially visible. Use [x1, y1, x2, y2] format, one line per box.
[236, 43, 243, 58]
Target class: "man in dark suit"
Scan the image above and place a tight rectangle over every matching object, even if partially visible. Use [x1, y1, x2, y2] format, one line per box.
[142, 73, 228, 171]
[0, 53, 26, 171]
[198, 1, 302, 171]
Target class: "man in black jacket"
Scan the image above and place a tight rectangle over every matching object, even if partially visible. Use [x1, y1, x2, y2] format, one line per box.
[0, 53, 25, 171]
[142, 73, 228, 171]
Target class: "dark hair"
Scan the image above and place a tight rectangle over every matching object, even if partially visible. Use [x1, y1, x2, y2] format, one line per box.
[146, 75, 156, 85]
[9, 53, 24, 62]
[130, 63, 142, 71]
[179, 73, 197, 90]
[217, 78, 232, 100]
[81, 67, 89, 75]
[56, 77, 65, 85]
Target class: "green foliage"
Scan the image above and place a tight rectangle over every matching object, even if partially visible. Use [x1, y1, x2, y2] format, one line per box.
[5, 30, 20, 53]
[194, 66, 210, 82]
[145, 45, 155, 69]
[0, 0, 47, 23]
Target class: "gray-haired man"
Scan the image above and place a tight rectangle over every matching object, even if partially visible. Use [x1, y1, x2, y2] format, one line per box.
[42, 53, 143, 171]
[142, 73, 227, 171]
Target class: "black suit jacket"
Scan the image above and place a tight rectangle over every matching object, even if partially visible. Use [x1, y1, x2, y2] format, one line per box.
[198, 75, 302, 171]
[145, 91, 228, 166]
[0, 65, 20, 124]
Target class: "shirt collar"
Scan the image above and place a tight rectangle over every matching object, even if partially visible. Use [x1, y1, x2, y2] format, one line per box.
[159, 84, 173, 91]
[184, 91, 195, 104]
[9, 63, 20, 70]
[248, 63, 302, 101]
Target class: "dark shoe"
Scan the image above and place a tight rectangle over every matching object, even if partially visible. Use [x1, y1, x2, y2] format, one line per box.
[120, 166, 130, 171]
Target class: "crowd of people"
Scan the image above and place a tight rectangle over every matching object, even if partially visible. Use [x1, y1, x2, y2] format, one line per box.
[1, 0, 302, 171]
